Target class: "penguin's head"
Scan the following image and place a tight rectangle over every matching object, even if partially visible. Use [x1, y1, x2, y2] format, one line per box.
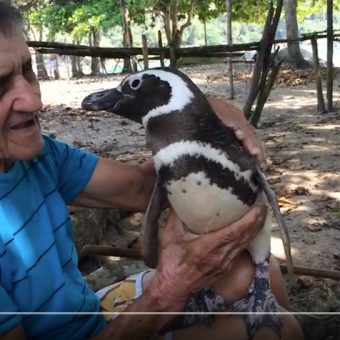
[82, 67, 198, 126]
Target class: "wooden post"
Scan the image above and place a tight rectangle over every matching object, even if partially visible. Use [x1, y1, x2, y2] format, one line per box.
[169, 46, 176, 68]
[243, 0, 283, 126]
[310, 35, 326, 112]
[226, 0, 234, 99]
[141, 34, 149, 70]
[251, 56, 283, 126]
[326, 0, 333, 111]
[120, 0, 133, 73]
[66, 55, 70, 79]
[243, 4, 275, 118]
[158, 30, 165, 68]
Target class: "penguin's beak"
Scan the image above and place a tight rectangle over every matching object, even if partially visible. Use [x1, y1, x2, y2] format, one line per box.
[81, 89, 123, 111]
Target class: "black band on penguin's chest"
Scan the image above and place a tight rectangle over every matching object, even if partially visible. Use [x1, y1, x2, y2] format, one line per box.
[158, 154, 259, 206]
[147, 109, 257, 173]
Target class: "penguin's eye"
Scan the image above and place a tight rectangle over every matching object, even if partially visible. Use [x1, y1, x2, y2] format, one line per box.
[131, 79, 140, 89]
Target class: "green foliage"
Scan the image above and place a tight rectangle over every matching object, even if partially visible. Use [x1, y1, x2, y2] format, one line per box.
[296, 0, 340, 22]
[26, 0, 152, 42]
[195, 0, 225, 22]
[232, 0, 273, 22]
[28, 0, 118, 39]
[23, 0, 335, 47]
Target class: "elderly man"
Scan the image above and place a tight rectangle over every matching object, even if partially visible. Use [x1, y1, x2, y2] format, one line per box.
[0, 3, 302, 340]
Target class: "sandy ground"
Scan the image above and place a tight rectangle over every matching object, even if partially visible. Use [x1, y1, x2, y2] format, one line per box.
[39, 63, 339, 269]
[38, 63, 340, 337]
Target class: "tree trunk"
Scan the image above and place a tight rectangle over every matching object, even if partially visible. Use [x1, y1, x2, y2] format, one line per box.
[284, 0, 310, 69]
[326, 0, 333, 111]
[226, 0, 234, 99]
[203, 19, 207, 46]
[71, 55, 78, 78]
[35, 53, 49, 79]
[158, 30, 165, 67]
[35, 25, 48, 80]
[161, 0, 195, 67]
[90, 28, 101, 76]
[120, 0, 133, 73]
[243, 0, 284, 126]
[76, 39, 84, 76]
[0, 0, 11, 5]
[71, 39, 83, 78]
[76, 56, 83, 75]
[311, 35, 326, 112]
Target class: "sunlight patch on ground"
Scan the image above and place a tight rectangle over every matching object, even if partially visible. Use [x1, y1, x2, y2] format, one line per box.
[264, 88, 322, 110]
[300, 144, 336, 152]
[303, 124, 340, 131]
[266, 95, 317, 109]
[276, 169, 340, 201]
[40, 78, 123, 107]
[271, 236, 297, 260]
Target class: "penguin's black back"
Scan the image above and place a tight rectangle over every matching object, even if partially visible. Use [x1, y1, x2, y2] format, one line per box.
[147, 105, 255, 171]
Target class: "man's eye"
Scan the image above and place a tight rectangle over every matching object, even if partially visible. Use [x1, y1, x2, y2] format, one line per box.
[22, 60, 37, 83]
[0, 77, 9, 96]
[24, 68, 36, 81]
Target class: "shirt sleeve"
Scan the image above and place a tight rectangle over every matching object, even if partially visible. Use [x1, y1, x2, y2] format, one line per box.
[0, 239, 22, 335]
[43, 135, 99, 204]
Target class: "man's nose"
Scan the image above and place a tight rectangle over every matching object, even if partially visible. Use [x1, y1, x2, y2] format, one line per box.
[12, 75, 42, 113]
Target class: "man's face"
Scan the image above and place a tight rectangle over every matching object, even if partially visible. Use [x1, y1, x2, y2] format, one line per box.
[0, 29, 43, 168]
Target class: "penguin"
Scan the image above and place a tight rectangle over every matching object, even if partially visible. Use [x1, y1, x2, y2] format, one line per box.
[82, 67, 293, 338]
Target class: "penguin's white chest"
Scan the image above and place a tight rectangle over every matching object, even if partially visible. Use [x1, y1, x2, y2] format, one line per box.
[166, 171, 250, 234]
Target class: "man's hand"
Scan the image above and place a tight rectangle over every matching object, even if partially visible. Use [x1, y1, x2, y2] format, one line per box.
[207, 96, 267, 170]
[146, 205, 267, 310]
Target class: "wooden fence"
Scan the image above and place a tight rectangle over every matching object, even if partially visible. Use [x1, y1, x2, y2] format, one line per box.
[27, 30, 340, 61]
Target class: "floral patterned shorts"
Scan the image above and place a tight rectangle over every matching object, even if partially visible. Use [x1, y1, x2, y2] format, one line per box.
[95, 270, 228, 339]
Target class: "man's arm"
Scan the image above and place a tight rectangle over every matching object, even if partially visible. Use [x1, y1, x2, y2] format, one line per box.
[72, 159, 156, 212]
[0, 325, 26, 340]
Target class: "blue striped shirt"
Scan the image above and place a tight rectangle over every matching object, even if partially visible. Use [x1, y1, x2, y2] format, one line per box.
[0, 135, 106, 339]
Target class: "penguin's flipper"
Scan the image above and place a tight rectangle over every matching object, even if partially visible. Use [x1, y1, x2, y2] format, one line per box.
[257, 168, 294, 285]
[233, 259, 282, 339]
[141, 180, 166, 268]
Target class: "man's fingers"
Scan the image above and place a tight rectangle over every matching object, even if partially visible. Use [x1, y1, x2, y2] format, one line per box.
[237, 133, 267, 170]
[184, 205, 267, 276]
[212, 205, 267, 248]
[235, 124, 267, 169]
[244, 137, 267, 170]
[233, 204, 267, 233]
[158, 210, 186, 247]
[207, 96, 267, 170]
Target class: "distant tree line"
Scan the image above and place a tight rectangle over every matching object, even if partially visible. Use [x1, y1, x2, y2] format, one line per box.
[2, 0, 339, 77]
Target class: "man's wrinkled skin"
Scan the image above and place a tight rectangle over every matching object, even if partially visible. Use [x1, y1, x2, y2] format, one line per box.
[0, 29, 43, 172]
[148, 206, 268, 306]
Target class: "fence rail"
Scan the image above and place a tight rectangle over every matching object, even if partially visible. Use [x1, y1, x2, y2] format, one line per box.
[27, 31, 340, 59]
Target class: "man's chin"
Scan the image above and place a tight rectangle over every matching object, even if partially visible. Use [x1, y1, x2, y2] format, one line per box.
[8, 135, 45, 161]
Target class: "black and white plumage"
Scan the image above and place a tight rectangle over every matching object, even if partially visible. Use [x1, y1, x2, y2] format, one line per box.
[82, 67, 293, 338]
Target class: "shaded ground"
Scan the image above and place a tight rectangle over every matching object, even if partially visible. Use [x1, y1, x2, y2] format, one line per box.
[38, 63, 340, 339]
